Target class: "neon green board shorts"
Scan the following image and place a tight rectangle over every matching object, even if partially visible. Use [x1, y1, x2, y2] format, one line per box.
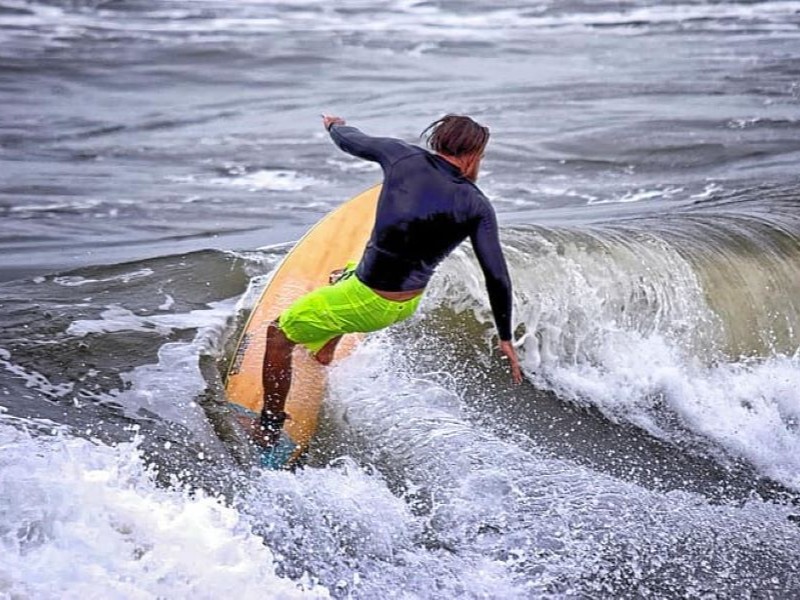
[278, 264, 422, 355]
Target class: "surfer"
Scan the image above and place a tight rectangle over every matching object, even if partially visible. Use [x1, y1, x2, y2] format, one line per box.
[253, 114, 521, 448]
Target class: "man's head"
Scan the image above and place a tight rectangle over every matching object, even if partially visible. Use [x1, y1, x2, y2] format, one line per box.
[422, 114, 490, 182]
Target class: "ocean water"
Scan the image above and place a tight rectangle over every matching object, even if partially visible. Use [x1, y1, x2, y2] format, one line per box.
[1, 0, 800, 597]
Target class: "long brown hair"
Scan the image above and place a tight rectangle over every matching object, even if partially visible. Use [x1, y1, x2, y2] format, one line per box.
[421, 114, 490, 158]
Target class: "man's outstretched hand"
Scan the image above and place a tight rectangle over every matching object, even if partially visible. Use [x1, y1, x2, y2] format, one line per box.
[499, 340, 522, 384]
[322, 114, 345, 130]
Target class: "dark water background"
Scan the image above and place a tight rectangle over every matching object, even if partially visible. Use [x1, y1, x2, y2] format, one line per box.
[2, 1, 800, 597]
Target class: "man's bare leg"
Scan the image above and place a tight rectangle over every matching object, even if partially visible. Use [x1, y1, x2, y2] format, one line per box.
[314, 335, 343, 366]
[248, 320, 295, 448]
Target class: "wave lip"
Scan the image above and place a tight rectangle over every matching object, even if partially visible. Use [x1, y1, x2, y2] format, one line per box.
[429, 201, 800, 489]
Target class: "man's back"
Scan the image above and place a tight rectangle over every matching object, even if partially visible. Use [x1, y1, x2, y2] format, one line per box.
[329, 121, 513, 343]
[364, 143, 493, 291]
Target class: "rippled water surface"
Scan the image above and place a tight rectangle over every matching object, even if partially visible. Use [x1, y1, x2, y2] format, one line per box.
[2, 1, 800, 597]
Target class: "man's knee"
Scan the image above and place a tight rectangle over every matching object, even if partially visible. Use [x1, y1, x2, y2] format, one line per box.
[314, 335, 342, 366]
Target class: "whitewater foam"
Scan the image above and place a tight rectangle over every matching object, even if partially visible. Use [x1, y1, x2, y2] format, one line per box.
[5, 0, 800, 43]
[0, 348, 75, 401]
[67, 299, 232, 338]
[53, 268, 155, 288]
[0, 422, 328, 599]
[543, 329, 800, 489]
[214, 170, 319, 193]
[588, 186, 686, 205]
[320, 336, 800, 596]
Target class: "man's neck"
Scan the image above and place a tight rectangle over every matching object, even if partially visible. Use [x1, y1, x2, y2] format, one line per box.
[437, 153, 477, 181]
[438, 153, 467, 174]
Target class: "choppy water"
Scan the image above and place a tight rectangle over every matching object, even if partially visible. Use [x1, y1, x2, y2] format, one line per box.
[2, 1, 800, 597]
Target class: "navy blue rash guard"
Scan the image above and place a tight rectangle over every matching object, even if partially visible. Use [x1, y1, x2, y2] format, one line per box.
[329, 124, 513, 341]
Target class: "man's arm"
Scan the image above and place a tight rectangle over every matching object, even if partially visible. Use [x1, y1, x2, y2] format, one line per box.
[323, 115, 413, 167]
[470, 203, 522, 383]
[470, 205, 512, 340]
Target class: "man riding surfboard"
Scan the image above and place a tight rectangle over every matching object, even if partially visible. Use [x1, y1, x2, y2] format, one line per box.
[246, 114, 521, 452]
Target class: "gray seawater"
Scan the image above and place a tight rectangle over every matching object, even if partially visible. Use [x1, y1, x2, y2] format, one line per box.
[2, 1, 800, 597]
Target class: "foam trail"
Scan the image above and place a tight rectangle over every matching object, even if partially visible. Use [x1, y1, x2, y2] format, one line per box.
[67, 299, 236, 450]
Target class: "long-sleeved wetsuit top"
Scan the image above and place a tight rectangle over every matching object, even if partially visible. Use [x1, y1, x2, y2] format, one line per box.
[329, 124, 513, 341]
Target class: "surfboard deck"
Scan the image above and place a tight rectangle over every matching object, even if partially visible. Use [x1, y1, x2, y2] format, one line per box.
[224, 184, 380, 467]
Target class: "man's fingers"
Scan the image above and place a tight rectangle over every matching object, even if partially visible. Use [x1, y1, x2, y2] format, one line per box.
[510, 358, 522, 384]
[322, 115, 345, 130]
[499, 342, 523, 384]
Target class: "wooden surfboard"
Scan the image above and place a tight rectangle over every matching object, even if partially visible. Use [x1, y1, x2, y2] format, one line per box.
[225, 184, 380, 467]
